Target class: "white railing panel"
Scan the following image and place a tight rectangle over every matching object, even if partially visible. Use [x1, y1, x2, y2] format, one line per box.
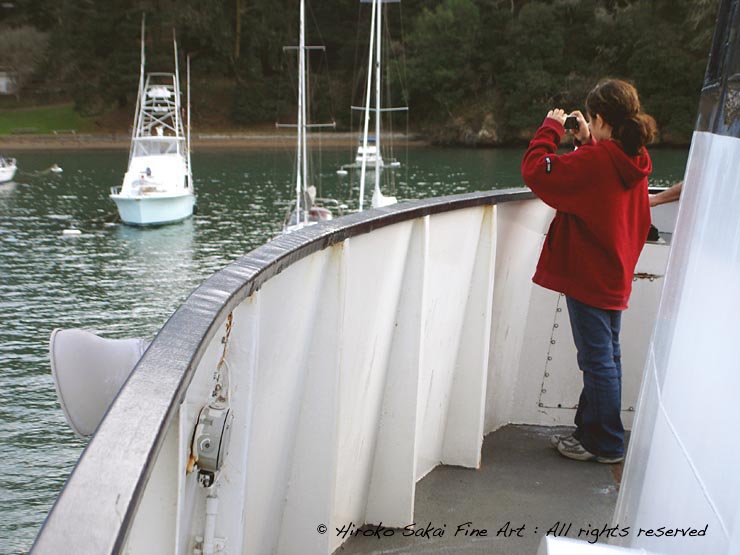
[489, 199, 670, 429]
[414, 207, 488, 479]
[278, 245, 344, 555]
[363, 218, 426, 528]
[332, 222, 416, 533]
[486, 199, 554, 431]
[526, 243, 669, 429]
[213, 301, 260, 555]
[240, 250, 334, 554]
[440, 205, 497, 468]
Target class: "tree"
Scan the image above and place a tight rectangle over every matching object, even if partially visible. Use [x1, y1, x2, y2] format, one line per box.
[0, 25, 49, 100]
[406, 0, 481, 117]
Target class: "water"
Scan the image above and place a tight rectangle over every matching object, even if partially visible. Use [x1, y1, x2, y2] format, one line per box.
[0, 145, 687, 553]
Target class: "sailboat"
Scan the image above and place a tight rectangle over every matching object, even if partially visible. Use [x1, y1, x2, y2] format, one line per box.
[110, 18, 194, 226]
[0, 155, 17, 183]
[339, 0, 407, 211]
[280, 0, 342, 233]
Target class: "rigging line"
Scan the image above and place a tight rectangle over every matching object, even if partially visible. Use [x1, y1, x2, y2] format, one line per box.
[397, 0, 411, 107]
[350, 2, 370, 159]
[382, 1, 400, 196]
[306, 0, 327, 56]
[276, 56, 298, 215]
[385, 61, 395, 193]
[383, 2, 394, 167]
[404, 108, 409, 192]
[278, 50, 300, 127]
[395, 0, 410, 190]
[277, 37, 303, 219]
[307, 1, 339, 131]
[351, 1, 365, 105]
[318, 130, 323, 198]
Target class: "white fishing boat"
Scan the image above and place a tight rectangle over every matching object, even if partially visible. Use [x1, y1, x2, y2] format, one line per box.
[110, 19, 194, 226]
[339, 0, 407, 210]
[35, 2, 739, 554]
[0, 155, 17, 183]
[280, 0, 341, 233]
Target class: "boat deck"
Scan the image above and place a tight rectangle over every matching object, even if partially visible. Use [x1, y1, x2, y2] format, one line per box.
[335, 425, 622, 554]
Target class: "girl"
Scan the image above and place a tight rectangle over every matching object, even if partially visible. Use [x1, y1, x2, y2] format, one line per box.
[521, 79, 657, 463]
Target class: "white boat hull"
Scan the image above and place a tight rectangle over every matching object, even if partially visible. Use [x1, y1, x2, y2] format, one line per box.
[110, 193, 195, 226]
[0, 162, 17, 183]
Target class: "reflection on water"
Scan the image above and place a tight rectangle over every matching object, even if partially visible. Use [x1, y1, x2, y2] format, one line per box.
[0, 146, 688, 552]
[112, 220, 196, 323]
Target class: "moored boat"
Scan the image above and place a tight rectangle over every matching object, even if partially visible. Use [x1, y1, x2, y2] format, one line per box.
[279, 0, 341, 233]
[110, 18, 194, 226]
[0, 155, 17, 183]
[339, 136, 401, 172]
[339, 0, 408, 210]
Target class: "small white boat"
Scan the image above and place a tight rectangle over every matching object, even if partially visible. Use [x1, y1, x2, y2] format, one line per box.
[356, 138, 383, 166]
[338, 137, 403, 174]
[0, 155, 17, 183]
[110, 18, 194, 226]
[339, 137, 385, 170]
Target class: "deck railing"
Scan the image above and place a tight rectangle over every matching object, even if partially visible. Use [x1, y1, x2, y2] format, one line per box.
[33, 189, 540, 553]
[33, 185, 673, 554]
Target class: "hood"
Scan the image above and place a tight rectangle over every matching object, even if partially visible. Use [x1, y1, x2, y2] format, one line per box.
[602, 140, 652, 190]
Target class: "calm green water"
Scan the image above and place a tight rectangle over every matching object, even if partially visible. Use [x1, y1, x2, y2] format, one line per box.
[0, 146, 687, 553]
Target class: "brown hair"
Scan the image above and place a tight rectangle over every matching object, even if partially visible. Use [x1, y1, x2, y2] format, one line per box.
[586, 79, 657, 157]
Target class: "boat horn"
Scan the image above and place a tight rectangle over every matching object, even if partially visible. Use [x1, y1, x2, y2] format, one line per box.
[49, 328, 149, 438]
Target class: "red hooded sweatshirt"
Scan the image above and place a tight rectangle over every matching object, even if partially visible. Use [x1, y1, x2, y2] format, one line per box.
[521, 118, 652, 310]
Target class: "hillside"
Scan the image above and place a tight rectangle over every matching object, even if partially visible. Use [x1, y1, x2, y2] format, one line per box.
[0, 0, 718, 146]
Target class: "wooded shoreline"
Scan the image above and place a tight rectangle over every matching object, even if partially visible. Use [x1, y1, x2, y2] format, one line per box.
[0, 132, 426, 151]
[0, 131, 689, 151]
[0, 0, 715, 150]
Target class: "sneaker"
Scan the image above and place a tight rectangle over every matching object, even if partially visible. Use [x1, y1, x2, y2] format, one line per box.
[549, 433, 579, 449]
[556, 437, 624, 464]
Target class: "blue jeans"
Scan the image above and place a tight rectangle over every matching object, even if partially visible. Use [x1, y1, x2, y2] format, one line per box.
[565, 296, 625, 458]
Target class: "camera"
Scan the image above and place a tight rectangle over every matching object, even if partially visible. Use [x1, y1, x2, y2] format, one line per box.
[563, 115, 579, 130]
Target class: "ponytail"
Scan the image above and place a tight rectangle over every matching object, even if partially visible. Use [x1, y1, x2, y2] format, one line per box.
[614, 113, 657, 157]
[586, 79, 656, 156]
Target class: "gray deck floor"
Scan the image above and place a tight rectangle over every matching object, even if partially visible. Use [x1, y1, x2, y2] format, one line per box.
[335, 425, 622, 555]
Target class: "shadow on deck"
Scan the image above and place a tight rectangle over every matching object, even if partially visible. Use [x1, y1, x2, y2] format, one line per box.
[335, 425, 622, 554]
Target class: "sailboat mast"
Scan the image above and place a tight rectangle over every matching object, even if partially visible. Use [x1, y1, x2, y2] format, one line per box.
[374, 0, 382, 177]
[173, 30, 182, 146]
[302, 0, 309, 221]
[130, 15, 146, 166]
[358, 0, 377, 211]
[296, 0, 306, 226]
[187, 55, 192, 190]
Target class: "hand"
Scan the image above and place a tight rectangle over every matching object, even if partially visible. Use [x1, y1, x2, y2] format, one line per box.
[546, 108, 567, 126]
[569, 110, 591, 143]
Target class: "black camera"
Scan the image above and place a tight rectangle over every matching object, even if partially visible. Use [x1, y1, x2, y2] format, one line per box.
[563, 115, 579, 130]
